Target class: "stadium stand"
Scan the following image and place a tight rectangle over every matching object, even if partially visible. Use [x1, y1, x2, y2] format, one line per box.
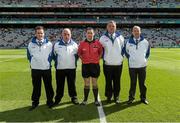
[0, 0, 179, 48]
[0, 0, 179, 8]
[0, 28, 179, 48]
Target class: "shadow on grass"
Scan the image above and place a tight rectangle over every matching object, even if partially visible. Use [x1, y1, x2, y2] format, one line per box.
[0, 100, 142, 122]
[101, 100, 142, 115]
[0, 101, 99, 122]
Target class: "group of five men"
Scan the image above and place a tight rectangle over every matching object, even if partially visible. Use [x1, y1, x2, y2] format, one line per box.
[27, 20, 150, 111]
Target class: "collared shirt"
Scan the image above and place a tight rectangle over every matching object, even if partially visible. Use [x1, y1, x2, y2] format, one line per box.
[62, 39, 71, 44]
[133, 37, 140, 49]
[36, 39, 44, 46]
[108, 33, 116, 40]
[133, 37, 140, 42]
[36, 39, 44, 43]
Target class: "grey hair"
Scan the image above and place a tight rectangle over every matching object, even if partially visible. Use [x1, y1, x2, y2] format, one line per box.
[107, 20, 116, 25]
[133, 25, 141, 32]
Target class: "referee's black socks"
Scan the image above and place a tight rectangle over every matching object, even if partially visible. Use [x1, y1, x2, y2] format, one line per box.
[84, 86, 90, 101]
[93, 86, 98, 102]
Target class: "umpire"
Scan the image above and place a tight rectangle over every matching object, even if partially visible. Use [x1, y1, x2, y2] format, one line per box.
[125, 26, 150, 105]
[27, 26, 54, 111]
[53, 28, 79, 105]
[99, 21, 124, 104]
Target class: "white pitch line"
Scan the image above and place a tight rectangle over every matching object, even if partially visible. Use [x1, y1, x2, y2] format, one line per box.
[0, 58, 21, 63]
[0, 55, 26, 58]
[152, 56, 180, 62]
[0, 55, 26, 63]
[97, 94, 107, 123]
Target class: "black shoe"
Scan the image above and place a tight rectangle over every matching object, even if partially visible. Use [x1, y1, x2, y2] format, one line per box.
[114, 97, 120, 104]
[29, 105, 38, 111]
[127, 99, 134, 105]
[71, 98, 79, 105]
[94, 101, 100, 106]
[48, 103, 54, 108]
[80, 100, 87, 106]
[53, 100, 61, 107]
[47, 101, 54, 108]
[115, 99, 120, 104]
[106, 97, 111, 104]
[141, 99, 149, 105]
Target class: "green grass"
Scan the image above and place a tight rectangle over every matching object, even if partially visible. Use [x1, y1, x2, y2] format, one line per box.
[0, 48, 180, 122]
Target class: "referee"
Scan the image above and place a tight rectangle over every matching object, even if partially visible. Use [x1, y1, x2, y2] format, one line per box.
[125, 26, 150, 105]
[78, 27, 103, 106]
[27, 26, 54, 111]
[99, 21, 124, 104]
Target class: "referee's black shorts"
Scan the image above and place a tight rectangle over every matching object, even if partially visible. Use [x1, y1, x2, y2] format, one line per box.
[82, 63, 100, 78]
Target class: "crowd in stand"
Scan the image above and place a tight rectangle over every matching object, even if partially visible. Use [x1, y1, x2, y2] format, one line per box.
[0, 28, 179, 48]
[0, 0, 179, 8]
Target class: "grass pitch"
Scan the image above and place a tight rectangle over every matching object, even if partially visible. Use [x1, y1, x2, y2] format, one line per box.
[0, 48, 179, 122]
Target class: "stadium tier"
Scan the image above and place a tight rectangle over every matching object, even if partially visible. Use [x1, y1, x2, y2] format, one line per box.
[0, 0, 180, 8]
[0, 0, 179, 48]
[0, 28, 179, 48]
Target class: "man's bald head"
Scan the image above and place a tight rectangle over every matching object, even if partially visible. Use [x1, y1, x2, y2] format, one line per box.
[62, 28, 72, 42]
